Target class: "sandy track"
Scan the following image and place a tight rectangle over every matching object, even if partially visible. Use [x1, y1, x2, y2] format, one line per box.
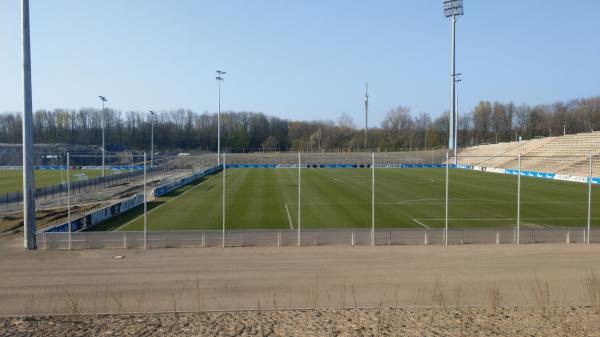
[1, 239, 599, 316]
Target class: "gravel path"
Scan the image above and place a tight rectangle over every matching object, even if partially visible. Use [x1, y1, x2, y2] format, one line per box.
[2, 243, 600, 316]
[2, 307, 600, 336]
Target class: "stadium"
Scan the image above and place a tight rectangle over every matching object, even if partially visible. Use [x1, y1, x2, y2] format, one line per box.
[13, 133, 598, 249]
[2, 0, 600, 336]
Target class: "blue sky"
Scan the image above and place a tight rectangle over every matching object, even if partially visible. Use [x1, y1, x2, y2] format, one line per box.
[0, 0, 599, 126]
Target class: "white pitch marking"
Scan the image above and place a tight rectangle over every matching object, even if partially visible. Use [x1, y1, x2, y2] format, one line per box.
[332, 175, 435, 184]
[396, 199, 590, 206]
[284, 200, 591, 207]
[412, 218, 431, 229]
[417, 217, 600, 221]
[284, 203, 294, 230]
[398, 198, 441, 205]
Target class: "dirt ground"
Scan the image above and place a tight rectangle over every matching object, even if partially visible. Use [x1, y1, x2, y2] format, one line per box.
[1, 238, 600, 317]
[3, 307, 600, 337]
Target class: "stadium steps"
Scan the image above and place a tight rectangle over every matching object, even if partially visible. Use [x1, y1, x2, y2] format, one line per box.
[455, 131, 600, 176]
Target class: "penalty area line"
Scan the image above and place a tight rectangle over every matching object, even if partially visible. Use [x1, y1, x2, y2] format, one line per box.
[284, 203, 294, 230]
[412, 218, 431, 229]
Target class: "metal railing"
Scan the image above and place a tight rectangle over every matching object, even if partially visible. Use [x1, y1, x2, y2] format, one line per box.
[0, 166, 169, 211]
[37, 227, 592, 250]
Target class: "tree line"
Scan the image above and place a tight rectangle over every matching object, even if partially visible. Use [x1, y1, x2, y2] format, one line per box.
[0, 95, 599, 152]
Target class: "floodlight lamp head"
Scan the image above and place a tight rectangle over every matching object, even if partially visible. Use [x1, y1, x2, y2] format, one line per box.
[98, 95, 107, 102]
[443, 0, 464, 17]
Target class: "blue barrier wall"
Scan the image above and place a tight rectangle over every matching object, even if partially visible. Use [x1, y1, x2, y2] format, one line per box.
[152, 166, 221, 197]
[42, 166, 221, 233]
[223, 162, 599, 185]
[471, 167, 598, 184]
[0, 165, 145, 171]
[43, 193, 144, 233]
[225, 163, 449, 169]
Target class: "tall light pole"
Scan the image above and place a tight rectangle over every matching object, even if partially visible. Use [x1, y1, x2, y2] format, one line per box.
[98, 95, 107, 176]
[149, 111, 155, 168]
[443, 0, 463, 156]
[21, 0, 36, 250]
[364, 82, 369, 149]
[216, 70, 226, 165]
[454, 75, 462, 164]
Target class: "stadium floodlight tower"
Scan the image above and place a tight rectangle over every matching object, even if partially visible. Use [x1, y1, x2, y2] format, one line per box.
[216, 70, 226, 165]
[364, 82, 369, 149]
[21, 0, 36, 249]
[443, 0, 463, 163]
[149, 111, 156, 168]
[98, 95, 108, 176]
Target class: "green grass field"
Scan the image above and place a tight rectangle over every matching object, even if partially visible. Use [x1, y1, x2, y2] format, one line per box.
[91, 168, 600, 232]
[0, 169, 111, 194]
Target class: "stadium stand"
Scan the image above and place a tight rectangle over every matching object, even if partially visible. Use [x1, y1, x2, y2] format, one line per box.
[457, 132, 600, 176]
[223, 150, 449, 166]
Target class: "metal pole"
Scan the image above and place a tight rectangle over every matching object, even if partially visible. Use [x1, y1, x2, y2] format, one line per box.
[143, 153, 147, 249]
[587, 152, 593, 244]
[67, 152, 71, 251]
[217, 80, 221, 166]
[297, 152, 301, 247]
[454, 76, 459, 166]
[222, 152, 226, 248]
[371, 152, 375, 246]
[448, 15, 457, 151]
[101, 99, 105, 177]
[364, 83, 369, 149]
[130, 153, 134, 180]
[150, 115, 154, 168]
[517, 153, 521, 245]
[445, 152, 449, 245]
[21, 0, 36, 250]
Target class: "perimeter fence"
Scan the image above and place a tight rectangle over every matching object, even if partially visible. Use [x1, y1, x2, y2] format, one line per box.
[37, 227, 596, 249]
[0, 153, 218, 211]
[9, 150, 600, 249]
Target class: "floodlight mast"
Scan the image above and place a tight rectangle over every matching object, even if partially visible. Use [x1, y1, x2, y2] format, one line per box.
[98, 95, 107, 176]
[454, 75, 462, 164]
[149, 111, 156, 168]
[364, 82, 369, 149]
[443, 0, 463, 162]
[216, 70, 226, 165]
[22, 0, 36, 250]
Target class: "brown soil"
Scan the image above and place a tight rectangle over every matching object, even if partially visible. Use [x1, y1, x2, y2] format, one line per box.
[2, 307, 600, 336]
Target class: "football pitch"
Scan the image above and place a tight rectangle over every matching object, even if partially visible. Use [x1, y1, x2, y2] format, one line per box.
[0, 169, 110, 194]
[91, 168, 600, 232]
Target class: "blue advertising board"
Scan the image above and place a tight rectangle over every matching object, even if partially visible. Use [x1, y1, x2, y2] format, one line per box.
[153, 166, 221, 197]
[43, 193, 144, 233]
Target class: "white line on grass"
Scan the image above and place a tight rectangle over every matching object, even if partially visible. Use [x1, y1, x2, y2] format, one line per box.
[114, 179, 208, 231]
[412, 218, 431, 229]
[398, 198, 441, 205]
[397, 199, 592, 206]
[332, 176, 435, 184]
[416, 217, 600, 221]
[279, 200, 593, 207]
[284, 203, 294, 230]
